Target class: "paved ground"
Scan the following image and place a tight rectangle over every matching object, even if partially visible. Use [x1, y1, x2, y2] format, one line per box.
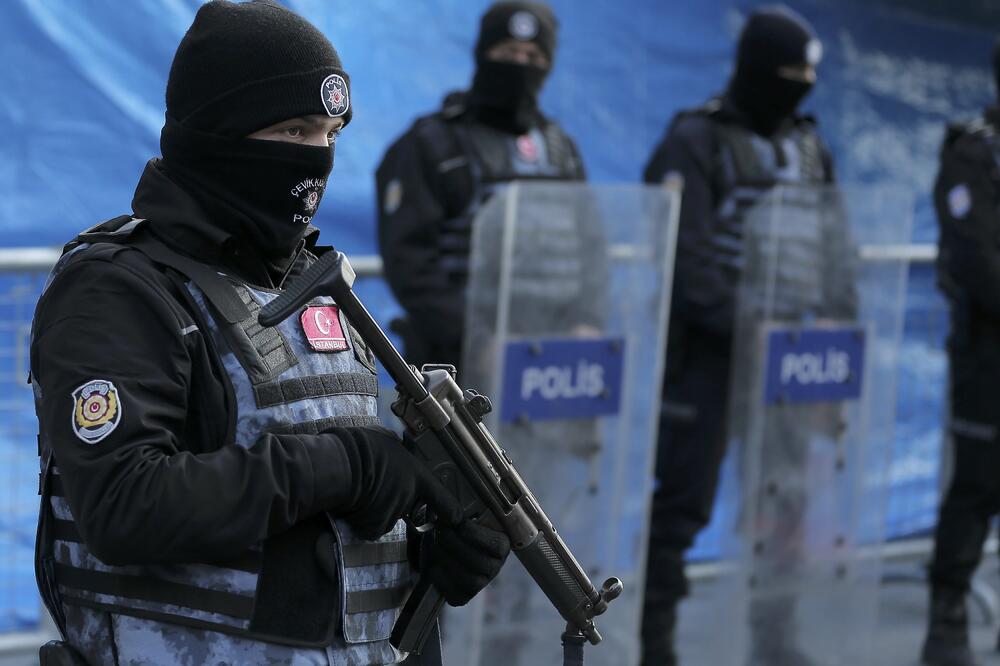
[675, 553, 1000, 666]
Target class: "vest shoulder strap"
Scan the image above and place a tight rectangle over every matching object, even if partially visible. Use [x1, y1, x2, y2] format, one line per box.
[670, 100, 771, 191]
[413, 112, 479, 216]
[413, 110, 469, 175]
[63, 216, 252, 325]
[128, 233, 251, 324]
[539, 119, 586, 179]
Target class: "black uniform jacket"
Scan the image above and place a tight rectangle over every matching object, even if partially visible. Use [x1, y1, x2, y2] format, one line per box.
[31, 159, 362, 567]
[935, 107, 1000, 428]
[936, 106, 1000, 320]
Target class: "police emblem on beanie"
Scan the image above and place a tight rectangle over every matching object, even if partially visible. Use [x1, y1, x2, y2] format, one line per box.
[805, 39, 823, 66]
[509, 10, 539, 40]
[321, 74, 350, 117]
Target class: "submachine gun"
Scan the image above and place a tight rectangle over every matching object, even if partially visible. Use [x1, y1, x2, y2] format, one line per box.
[259, 251, 622, 664]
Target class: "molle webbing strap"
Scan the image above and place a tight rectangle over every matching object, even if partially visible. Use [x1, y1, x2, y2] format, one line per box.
[50, 519, 80, 544]
[253, 373, 378, 408]
[341, 541, 409, 568]
[48, 520, 264, 574]
[230, 285, 297, 382]
[54, 563, 256, 620]
[345, 586, 410, 614]
[48, 474, 64, 498]
[267, 415, 380, 436]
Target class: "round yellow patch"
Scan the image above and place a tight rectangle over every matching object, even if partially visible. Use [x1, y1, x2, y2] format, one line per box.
[71, 379, 122, 444]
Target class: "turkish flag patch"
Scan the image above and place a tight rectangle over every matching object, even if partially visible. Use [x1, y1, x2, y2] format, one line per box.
[301, 306, 349, 352]
[516, 134, 538, 162]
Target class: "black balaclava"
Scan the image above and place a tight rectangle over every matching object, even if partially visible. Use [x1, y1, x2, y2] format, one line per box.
[727, 5, 822, 137]
[467, 1, 558, 134]
[160, 0, 351, 261]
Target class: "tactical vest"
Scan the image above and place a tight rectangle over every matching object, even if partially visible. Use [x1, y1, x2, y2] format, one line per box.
[704, 107, 834, 321]
[414, 100, 586, 288]
[33, 219, 413, 665]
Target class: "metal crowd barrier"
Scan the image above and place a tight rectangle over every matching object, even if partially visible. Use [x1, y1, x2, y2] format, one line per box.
[0, 244, 945, 659]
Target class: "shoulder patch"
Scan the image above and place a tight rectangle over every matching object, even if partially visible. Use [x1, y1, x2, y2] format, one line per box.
[509, 11, 539, 40]
[383, 178, 403, 215]
[301, 306, 349, 352]
[72, 379, 122, 444]
[948, 183, 972, 219]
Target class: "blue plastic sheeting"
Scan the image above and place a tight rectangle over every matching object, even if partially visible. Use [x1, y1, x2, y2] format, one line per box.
[0, 0, 995, 630]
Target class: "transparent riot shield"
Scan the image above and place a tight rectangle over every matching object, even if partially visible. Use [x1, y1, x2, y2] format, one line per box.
[440, 182, 681, 666]
[708, 185, 913, 666]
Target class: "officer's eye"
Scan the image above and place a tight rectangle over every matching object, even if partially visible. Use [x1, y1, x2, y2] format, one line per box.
[328, 129, 342, 145]
[283, 126, 304, 139]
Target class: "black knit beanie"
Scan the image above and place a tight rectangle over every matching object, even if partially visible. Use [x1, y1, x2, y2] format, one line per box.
[474, 1, 557, 66]
[736, 4, 822, 77]
[165, 0, 351, 137]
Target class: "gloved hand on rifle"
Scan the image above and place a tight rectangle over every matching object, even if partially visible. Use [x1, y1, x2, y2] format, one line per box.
[328, 425, 510, 604]
[423, 520, 511, 606]
[327, 425, 464, 540]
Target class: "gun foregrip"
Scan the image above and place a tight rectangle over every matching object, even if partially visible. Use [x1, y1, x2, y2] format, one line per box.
[390, 574, 445, 654]
[516, 532, 602, 644]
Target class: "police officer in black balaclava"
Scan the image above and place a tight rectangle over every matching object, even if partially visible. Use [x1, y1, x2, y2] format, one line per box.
[29, 2, 510, 664]
[375, 1, 585, 371]
[923, 37, 1000, 666]
[641, 6, 843, 666]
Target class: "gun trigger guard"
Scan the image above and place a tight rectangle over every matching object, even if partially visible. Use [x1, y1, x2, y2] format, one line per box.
[409, 503, 435, 533]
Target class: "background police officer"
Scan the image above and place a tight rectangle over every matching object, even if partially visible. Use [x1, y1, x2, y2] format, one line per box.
[923, 39, 1000, 666]
[30, 2, 508, 664]
[640, 6, 842, 665]
[375, 0, 586, 371]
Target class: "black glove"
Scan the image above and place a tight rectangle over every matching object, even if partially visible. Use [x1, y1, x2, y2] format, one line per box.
[331, 425, 463, 540]
[425, 520, 511, 606]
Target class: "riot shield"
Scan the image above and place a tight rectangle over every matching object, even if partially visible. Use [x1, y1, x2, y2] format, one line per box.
[441, 182, 680, 666]
[709, 185, 913, 666]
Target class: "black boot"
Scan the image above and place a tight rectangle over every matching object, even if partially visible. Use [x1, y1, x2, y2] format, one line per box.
[921, 587, 978, 666]
[640, 598, 678, 666]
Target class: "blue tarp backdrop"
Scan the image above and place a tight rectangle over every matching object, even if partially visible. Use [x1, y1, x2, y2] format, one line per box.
[1, 0, 998, 630]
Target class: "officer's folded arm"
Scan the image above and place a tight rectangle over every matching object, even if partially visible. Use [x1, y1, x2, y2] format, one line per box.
[35, 258, 510, 592]
[33, 260, 450, 566]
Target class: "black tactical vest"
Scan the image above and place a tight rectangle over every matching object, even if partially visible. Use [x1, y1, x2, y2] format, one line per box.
[411, 98, 586, 288]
